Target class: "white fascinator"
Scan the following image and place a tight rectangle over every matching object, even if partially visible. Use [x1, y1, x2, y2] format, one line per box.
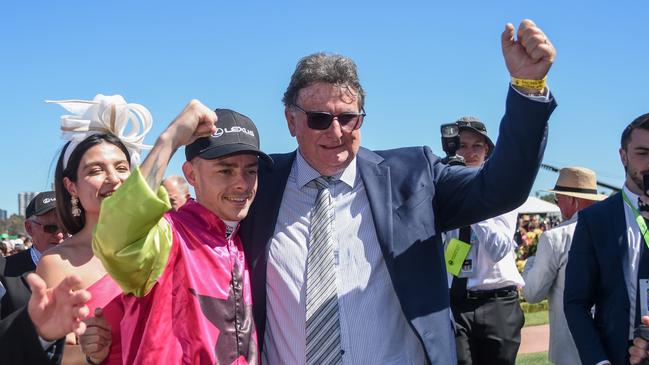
[46, 94, 153, 169]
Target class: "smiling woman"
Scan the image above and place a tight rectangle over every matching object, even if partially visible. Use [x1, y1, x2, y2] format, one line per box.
[35, 94, 153, 365]
[56, 134, 131, 234]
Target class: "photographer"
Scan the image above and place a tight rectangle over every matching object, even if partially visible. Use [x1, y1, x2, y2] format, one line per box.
[444, 117, 524, 365]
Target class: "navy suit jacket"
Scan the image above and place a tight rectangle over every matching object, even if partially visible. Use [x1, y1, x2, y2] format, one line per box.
[565, 193, 632, 365]
[1, 249, 35, 318]
[0, 251, 62, 364]
[239, 88, 556, 364]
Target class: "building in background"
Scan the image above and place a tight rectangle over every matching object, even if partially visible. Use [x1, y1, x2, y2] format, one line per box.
[17, 192, 37, 217]
[0, 209, 7, 220]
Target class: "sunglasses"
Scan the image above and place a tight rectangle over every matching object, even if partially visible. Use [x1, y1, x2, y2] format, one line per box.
[291, 104, 365, 131]
[31, 220, 61, 234]
[456, 120, 487, 133]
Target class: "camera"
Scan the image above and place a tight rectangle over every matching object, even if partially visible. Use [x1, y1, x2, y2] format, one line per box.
[640, 172, 649, 212]
[440, 123, 465, 166]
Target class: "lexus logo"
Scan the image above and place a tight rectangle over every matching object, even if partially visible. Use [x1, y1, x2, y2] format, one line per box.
[211, 126, 255, 138]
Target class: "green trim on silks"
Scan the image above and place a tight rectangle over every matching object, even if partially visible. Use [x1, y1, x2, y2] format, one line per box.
[92, 167, 174, 297]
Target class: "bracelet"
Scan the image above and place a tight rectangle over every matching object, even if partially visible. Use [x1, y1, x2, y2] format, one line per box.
[86, 355, 100, 365]
[511, 76, 547, 90]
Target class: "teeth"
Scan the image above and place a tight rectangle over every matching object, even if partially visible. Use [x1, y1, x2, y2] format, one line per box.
[225, 196, 248, 202]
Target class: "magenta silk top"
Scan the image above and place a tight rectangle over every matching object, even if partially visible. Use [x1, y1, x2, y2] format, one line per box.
[93, 169, 258, 365]
[85, 274, 123, 365]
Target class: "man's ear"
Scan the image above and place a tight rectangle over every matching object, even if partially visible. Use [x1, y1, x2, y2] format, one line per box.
[620, 148, 628, 169]
[24, 220, 34, 237]
[182, 161, 196, 187]
[286, 107, 297, 137]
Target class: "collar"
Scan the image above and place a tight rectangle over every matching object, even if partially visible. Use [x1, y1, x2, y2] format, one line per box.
[566, 212, 579, 223]
[176, 199, 237, 237]
[623, 184, 641, 211]
[294, 149, 357, 189]
[30, 247, 43, 266]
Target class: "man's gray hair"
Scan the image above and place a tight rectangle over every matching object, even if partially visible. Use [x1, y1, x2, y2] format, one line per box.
[282, 52, 365, 109]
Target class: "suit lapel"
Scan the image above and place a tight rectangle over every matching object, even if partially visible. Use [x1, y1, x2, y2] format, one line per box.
[610, 193, 636, 309]
[247, 152, 295, 258]
[612, 194, 628, 261]
[241, 151, 295, 348]
[22, 250, 36, 272]
[357, 148, 393, 255]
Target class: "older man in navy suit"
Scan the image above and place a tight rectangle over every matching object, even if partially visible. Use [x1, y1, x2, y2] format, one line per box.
[0, 192, 91, 364]
[239, 19, 556, 364]
[1, 191, 65, 319]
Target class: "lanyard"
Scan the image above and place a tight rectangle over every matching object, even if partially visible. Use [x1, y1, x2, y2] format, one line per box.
[622, 190, 649, 250]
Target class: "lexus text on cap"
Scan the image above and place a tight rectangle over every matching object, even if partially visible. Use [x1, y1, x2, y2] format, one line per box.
[25, 191, 57, 219]
[185, 108, 273, 166]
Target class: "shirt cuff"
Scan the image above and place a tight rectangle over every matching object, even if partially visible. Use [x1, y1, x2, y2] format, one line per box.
[594, 361, 611, 365]
[510, 84, 551, 102]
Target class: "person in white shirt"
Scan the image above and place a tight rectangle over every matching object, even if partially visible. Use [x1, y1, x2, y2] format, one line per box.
[522, 167, 605, 365]
[446, 117, 525, 365]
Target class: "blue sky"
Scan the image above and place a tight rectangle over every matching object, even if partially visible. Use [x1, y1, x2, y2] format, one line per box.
[1, 1, 647, 215]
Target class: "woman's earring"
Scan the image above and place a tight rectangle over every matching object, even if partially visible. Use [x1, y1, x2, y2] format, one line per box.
[71, 196, 81, 217]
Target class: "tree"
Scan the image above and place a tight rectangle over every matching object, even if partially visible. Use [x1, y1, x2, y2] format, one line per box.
[536, 192, 556, 204]
[0, 214, 25, 236]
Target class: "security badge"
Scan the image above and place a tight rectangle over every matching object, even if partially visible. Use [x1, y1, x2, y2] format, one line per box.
[445, 230, 477, 277]
[640, 279, 649, 318]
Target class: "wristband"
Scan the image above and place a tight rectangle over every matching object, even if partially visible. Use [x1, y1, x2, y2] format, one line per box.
[511, 76, 547, 90]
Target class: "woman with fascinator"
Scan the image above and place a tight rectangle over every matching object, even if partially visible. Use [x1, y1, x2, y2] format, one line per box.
[35, 94, 152, 365]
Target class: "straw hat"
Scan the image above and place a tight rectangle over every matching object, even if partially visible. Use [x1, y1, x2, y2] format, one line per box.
[547, 167, 608, 201]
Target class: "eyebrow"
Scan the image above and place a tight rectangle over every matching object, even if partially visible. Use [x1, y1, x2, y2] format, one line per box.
[82, 159, 129, 168]
[215, 161, 259, 168]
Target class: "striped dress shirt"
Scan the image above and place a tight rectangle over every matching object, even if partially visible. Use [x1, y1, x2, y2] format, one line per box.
[263, 150, 426, 365]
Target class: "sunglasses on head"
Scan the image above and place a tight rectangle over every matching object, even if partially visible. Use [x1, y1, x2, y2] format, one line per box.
[31, 220, 61, 234]
[291, 104, 365, 131]
[456, 120, 487, 132]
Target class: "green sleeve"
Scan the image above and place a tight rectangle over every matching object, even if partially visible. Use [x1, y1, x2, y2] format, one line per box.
[92, 167, 174, 297]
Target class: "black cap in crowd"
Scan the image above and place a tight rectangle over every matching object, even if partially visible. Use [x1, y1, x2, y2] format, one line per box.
[185, 108, 273, 166]
[25, 191, 57, 219]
